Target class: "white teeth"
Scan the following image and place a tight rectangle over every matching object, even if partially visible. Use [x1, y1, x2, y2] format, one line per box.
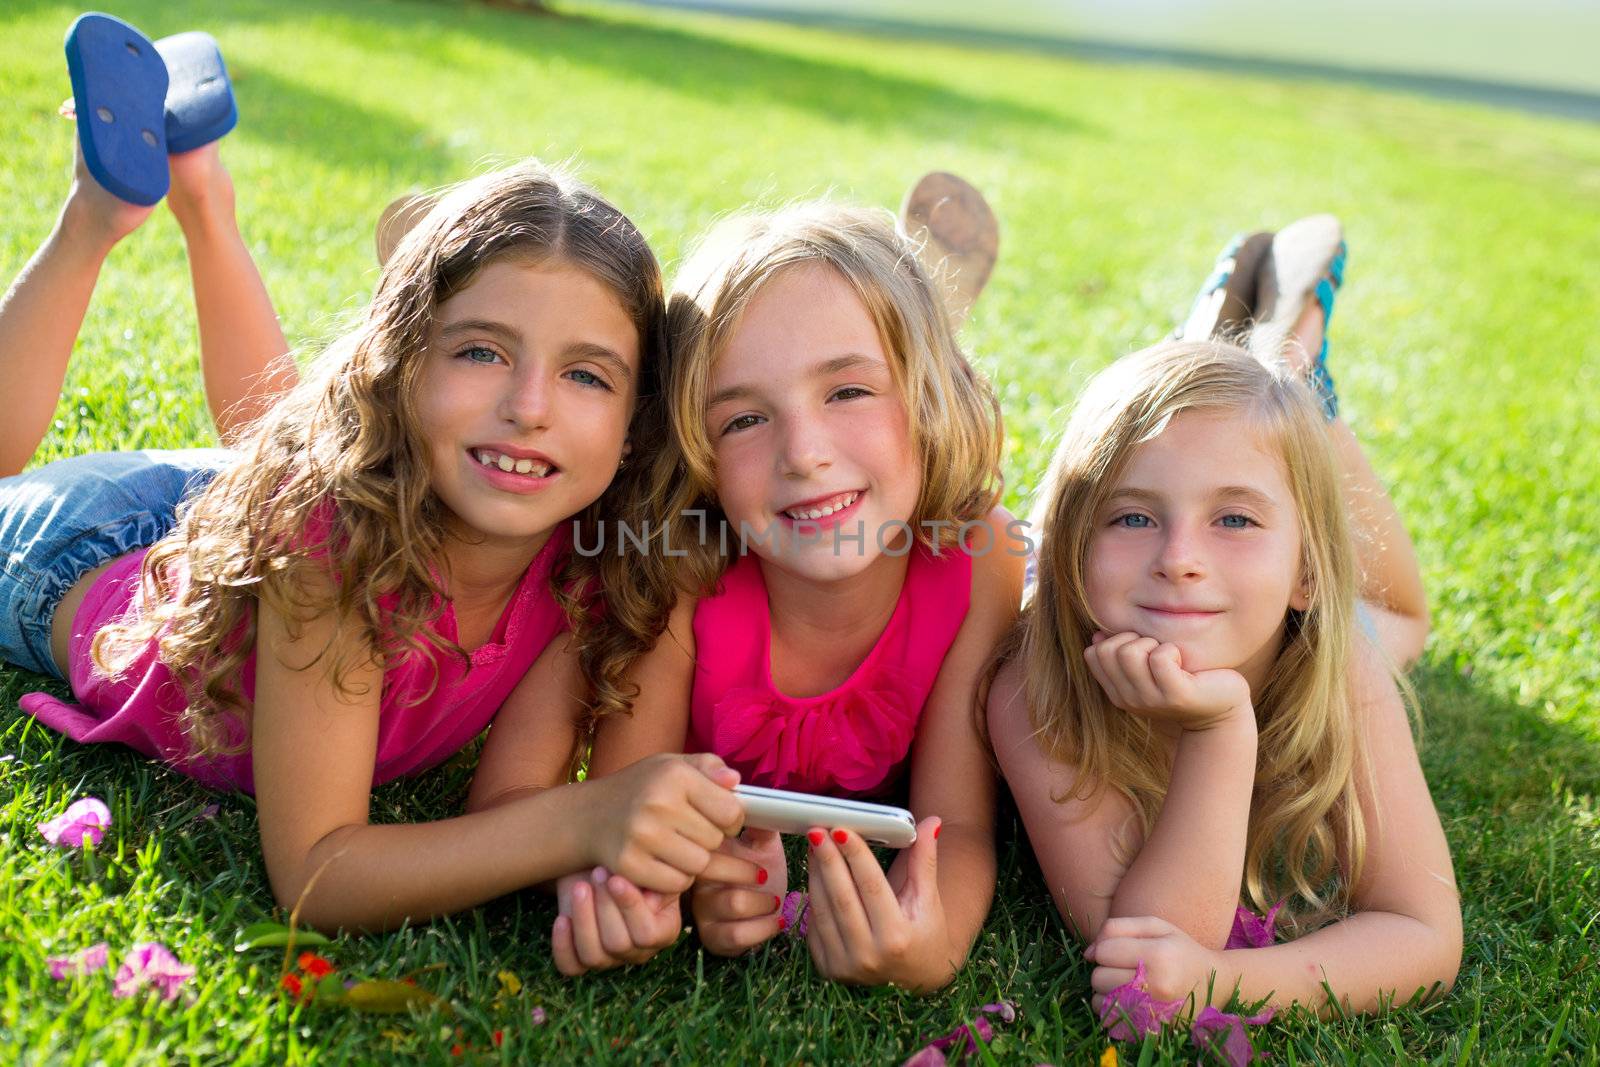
[475, 449, 552, 478]
[785, 491, 858, 520]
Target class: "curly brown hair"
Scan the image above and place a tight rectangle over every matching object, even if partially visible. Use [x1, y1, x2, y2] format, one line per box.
[94, 159, 665, 756]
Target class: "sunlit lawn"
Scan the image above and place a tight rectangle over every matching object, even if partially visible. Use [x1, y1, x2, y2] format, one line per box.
[2, 0, 1597, 1061]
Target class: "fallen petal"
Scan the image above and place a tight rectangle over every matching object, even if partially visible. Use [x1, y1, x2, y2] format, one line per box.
[530, 1006, 547, 1026]
[901, 1047, 947, 1067]
[38, 797, 111, 848]
[781, 891, 810, 938]
[46, 942, 109, 979]
[1098, 961, 1183, 1040]
[114, 942, 195, 1000]
[298, 952, 335, 978]
[980, 1001, 1018, 1023]
[1225, 902, 1284, 950]
[1190, 1004, 1276, 1066]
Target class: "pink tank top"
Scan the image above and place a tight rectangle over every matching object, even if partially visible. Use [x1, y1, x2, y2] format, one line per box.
[688, 542, 972, 797]
[18, 527, 571, 793]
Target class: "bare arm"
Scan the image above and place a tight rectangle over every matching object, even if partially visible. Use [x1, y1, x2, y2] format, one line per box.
[888, 508, 1025, 971]
[252, 595, 746, 933]
[586, 595, 698, 777]
[989, 649, 1256, 948]
[1085, 640, 1461, 1015]
[1212, 639, 1460, 1010]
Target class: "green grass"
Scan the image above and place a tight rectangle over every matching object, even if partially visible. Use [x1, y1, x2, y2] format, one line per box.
[3, 0, 1598, 1062]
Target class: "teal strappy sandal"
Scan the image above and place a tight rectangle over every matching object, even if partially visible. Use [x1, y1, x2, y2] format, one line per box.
[1176, 231, 1273, 343]
[1250, 214, 1346, 419]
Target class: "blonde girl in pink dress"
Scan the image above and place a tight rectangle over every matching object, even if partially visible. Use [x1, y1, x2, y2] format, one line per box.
[528, 203, 1027, 988]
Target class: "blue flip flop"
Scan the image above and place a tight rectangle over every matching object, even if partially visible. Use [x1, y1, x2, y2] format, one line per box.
[155, 31, 237, 153]
[64, 13, 170, 206]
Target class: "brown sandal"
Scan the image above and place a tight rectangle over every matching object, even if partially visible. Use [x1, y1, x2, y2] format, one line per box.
[374, 190, 439, 267]
[898, 171, 999, 329]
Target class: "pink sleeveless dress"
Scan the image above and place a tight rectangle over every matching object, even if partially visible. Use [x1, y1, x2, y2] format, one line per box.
[19, 527, 571, 794]
[688, 543, 972, 797]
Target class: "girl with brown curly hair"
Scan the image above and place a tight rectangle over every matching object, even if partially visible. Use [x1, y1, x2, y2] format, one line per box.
[0, 107, 757, 931]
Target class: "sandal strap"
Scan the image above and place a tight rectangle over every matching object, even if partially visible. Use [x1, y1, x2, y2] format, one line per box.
[1308, 240, 1348, 420]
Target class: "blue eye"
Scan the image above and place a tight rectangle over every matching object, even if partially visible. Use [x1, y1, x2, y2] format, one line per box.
[567, 368, 613, 391]
[1220, 513, 1257, 529]
[1112, 513, 1154, 528]
[459, 345, 501, 365]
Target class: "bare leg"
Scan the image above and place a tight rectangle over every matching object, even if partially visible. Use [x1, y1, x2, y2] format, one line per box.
[0, 145, 154, 476]
[166, 144, 297, 443]
[1288, 304, 1429, 666]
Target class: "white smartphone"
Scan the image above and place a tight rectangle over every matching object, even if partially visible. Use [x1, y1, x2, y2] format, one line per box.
[735, 784, 918, 848]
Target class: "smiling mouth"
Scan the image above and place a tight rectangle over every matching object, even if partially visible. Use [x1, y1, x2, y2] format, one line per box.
[1141, 606, 1223, 619]
[472, 448, 557, 479]
[781, 490, 862, 521]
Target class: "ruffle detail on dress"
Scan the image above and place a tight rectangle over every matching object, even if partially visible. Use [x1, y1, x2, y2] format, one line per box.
[710, 666, 919, 796]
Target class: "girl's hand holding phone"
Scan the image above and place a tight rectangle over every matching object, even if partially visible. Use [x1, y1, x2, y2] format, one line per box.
[804, 816, 956, 992]
[583, 753, 757, 894]
[691, 827, 789, 956]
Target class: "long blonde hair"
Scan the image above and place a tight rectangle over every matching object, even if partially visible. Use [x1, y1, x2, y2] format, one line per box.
[579, 202, 1004, 729]
[1015, 340, 1366, 929]
[94, 159, 665, 756]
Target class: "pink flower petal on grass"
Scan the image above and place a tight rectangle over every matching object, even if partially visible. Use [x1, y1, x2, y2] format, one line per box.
[1225, 902, 1283, 950]
[781, 891, 810, 938]
[1191, 1004, 1276, 1066]
[46, 942, 109, 979]
[1098, 961, 1184, 1040]
[112, 942, 195, 1000]
[903, 1000, 1019, 1064]
[530, 1006, 547, 1025]
[38, 797, 111, 848]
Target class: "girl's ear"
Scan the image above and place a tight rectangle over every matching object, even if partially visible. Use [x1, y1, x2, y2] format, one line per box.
[1290, 567, 1313, 612]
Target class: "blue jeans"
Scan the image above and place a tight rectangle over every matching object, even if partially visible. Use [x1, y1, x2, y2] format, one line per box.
[0, 449, 233, 680]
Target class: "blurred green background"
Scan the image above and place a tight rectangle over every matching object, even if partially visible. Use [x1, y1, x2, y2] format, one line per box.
[2, 0, 1597, 1061]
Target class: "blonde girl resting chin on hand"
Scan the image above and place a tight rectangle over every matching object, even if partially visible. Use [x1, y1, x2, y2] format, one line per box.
[2, 154, 753, 933]
[539, 203, 1026, 989]
[987, 338, 1461, 1018]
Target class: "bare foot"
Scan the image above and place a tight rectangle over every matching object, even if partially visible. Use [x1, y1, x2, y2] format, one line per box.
[375, 191, 438, 266]
[1285, 298, 1325, 377]
[899, 171, 998, 329]
[167, 142, 236, 230]
[60, 106, 156, 246]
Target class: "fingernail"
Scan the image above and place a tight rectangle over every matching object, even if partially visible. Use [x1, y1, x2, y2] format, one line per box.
[573, 882, 589, 903]
[807, 830, 824, 847]
[772, 895, 782, 913]
[591, 867, 607, 884]
[756, 867, 769, 885]
[933, 822, 942, 840]
[777, 916, 788, 932]
[831, 829, 848, 845]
